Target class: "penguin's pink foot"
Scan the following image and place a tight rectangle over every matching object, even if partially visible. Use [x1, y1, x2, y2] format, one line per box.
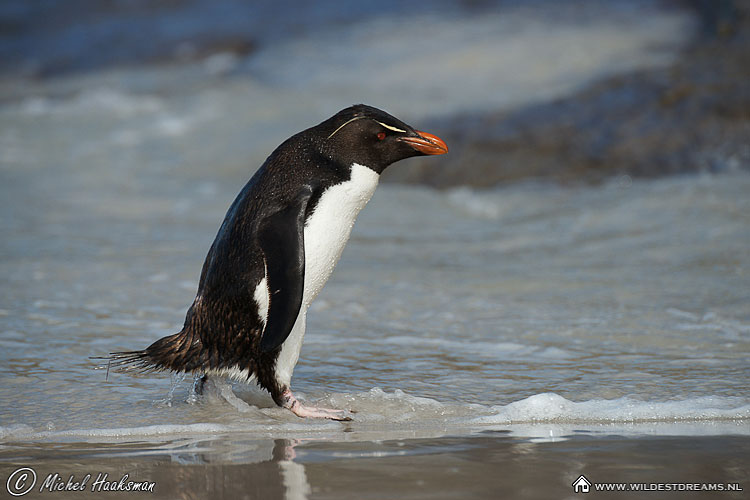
[280, 388, 352, 421]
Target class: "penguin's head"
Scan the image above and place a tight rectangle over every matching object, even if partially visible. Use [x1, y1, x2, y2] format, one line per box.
[319, 104, 448, 174]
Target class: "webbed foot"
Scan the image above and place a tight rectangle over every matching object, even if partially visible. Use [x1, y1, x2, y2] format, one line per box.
[280, 388, 353, 421]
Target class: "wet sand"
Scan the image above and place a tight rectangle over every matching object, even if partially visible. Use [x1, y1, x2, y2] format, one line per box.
[1, 432, 748, 499]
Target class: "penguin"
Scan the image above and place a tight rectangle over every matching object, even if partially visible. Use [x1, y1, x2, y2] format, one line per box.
[107, 104, 448, 420]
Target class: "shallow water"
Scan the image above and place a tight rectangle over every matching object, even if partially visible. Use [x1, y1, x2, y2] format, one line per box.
[2, 171, 749, 441]
[1, 1, 748, 497]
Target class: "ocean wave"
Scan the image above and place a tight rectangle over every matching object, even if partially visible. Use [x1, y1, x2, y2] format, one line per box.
[474, 392, 750, 424]
[2, 390, 747, 443]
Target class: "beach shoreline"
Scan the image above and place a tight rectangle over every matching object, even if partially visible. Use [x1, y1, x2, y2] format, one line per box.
[2, 431, 748, 499]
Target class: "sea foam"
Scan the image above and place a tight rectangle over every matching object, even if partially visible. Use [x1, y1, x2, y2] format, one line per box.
[1, 390, 747, 443]
[475, 393, 750, 424]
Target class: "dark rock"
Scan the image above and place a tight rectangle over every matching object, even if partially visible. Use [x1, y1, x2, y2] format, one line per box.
[385, 0, 750, 188]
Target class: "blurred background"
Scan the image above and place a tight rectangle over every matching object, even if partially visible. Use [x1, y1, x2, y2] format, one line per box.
[1, 0, 747, 189]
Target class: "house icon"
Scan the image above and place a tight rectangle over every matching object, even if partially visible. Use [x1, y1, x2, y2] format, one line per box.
[572, 475, 592, 493]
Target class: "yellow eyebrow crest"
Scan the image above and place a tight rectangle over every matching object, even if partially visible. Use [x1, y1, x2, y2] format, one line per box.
[327, 116, 366, 139]
[375, 121, 407, 133]
[327, 117, 407, 140]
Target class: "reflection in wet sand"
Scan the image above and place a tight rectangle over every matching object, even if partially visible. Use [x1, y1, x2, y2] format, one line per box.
[153, 439, 309, 500]
[0, 433, 747, 499]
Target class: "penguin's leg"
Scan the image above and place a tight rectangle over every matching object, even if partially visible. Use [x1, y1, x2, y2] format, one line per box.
[278, 387, 352, 421]
[193, 373, 208, 395]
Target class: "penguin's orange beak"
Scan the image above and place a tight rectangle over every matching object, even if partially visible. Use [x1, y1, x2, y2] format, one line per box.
[399, 131, 448, 155]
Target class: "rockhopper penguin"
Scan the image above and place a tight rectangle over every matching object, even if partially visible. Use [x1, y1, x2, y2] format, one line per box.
[108, 105, 448, 420]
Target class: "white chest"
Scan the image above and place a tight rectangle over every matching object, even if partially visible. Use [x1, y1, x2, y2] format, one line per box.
[260, 163, 379, 387]
[301, 163, 380, 305]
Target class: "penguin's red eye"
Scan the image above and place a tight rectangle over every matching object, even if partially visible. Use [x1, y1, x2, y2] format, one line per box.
[377, 132, 386, 141]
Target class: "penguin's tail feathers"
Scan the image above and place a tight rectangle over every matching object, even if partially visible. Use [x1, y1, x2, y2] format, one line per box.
[91, 331, 201, 380]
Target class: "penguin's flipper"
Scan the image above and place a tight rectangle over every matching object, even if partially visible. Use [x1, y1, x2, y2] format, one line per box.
[257, 186, 314, 353]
